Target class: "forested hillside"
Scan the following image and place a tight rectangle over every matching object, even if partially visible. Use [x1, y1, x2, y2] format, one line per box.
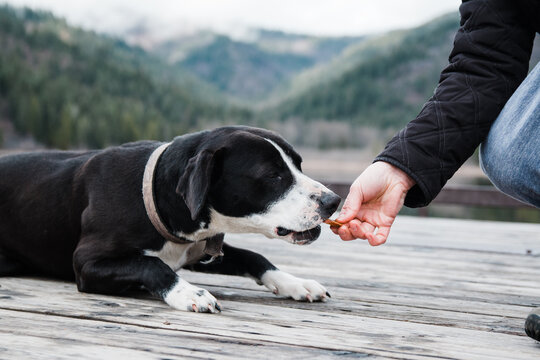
[180, 36, 314, 100]
[264, 14, 460, 128]
[157, 30, 362, 101]
[0, 6, 250, 149]
[1, 5, 537, 150]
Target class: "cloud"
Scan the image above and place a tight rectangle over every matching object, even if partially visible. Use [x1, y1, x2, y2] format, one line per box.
[3, 0, 461, 37]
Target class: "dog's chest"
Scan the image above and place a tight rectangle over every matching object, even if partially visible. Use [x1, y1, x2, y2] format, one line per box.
[144, 241, 205, 271]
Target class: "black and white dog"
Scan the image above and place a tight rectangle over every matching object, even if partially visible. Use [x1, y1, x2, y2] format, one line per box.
[0, 126, 340, 313]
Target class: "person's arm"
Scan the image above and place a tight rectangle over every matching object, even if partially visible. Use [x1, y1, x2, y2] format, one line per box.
[376, 0, 535, 208]
[336, 0, 536, 243]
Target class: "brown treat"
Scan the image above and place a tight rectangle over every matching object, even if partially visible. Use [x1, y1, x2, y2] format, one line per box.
[324, 219, 343, 227]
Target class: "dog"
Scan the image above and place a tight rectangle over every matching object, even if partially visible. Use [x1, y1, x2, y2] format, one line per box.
[0, 126, 341, 313]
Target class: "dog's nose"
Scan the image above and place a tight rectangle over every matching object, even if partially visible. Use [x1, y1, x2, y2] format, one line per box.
[318, 191, 341, 216]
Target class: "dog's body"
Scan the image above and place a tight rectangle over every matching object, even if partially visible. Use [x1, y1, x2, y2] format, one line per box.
[0, 126, 340, 312]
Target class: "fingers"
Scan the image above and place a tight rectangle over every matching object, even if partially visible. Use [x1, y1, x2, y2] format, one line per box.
[335, 220, 372, 241]
[356, 222, 376, 238]
[336, 183, 363, 223]
[366, 226, 391, 246]
[337, 224, 356, 241]
[335, 222, 390, 246]
[346, 220, 372, 238]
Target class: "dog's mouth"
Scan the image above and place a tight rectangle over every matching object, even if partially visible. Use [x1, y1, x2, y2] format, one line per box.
[276, 225, 321, 245]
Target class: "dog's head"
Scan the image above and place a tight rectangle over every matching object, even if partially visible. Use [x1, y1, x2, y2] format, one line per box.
[176, 126, 341, 244]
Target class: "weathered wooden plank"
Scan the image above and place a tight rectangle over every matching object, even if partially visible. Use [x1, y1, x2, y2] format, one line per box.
[217, 219, 540, 299]
[236, 242, 540, 287]
[6, 230, 540, 301]
[221, 226, 540, 301]
[0, 278, 539, 359]
[386, 216, 540, 254]
[183, 273, 536, 323]
[221, 223, 540, 288]
[0, 274, 532, 336]
[1, 215, 539, 359]
[172, 281, 530, 335]
[0, 309, 364, 360]
[0, 333, 173, 360]
[278, 261, 540, 300]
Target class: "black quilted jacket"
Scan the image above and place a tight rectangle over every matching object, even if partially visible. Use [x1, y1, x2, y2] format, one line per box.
[374, 0, 539, 207]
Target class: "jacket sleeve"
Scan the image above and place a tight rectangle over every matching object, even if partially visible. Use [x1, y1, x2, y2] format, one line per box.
[374, 0, 536, 207]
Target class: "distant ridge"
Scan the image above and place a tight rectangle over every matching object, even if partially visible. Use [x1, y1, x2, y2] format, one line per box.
[1, 5, 537, 150]
[0, 5, 250, 149]
[262, 13, 461, 129]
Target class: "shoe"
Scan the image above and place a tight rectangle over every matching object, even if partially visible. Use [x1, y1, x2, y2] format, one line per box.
[525, 308, 540, 341]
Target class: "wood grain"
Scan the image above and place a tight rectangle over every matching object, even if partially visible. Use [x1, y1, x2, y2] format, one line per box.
[1, 215, 539, 359]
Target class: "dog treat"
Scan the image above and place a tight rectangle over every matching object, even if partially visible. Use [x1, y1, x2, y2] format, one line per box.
[324, 219, 343, 227]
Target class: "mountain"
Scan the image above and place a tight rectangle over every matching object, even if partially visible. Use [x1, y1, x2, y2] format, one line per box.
[0, 5, 250, 149]
[152, 30, 363, 101]
[1, 6, 538, 151]
[179, 36, 313, 100]
[247, 29, 362, 63]
[265, 14, 540, 132]
[260, 29, 408, 108]
[262, 14, 460, 128]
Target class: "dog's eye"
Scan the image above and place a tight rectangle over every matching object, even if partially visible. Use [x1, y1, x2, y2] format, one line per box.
[267, 173, 282, 181]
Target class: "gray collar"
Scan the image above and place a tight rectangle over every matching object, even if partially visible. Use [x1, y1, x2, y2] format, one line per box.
[142, 143, 223, 260]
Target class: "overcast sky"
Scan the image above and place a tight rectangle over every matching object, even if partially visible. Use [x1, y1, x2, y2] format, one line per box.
[4, 0, 461, 38]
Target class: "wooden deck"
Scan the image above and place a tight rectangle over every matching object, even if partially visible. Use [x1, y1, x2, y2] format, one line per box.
[1, 216, 540, 359]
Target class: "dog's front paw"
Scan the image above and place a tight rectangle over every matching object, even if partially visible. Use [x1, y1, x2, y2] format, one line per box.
[261, 270, 330, 302]
[164, 279, 221, 313]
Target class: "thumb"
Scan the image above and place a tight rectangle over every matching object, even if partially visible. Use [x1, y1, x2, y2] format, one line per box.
[336, 184, 363, 223]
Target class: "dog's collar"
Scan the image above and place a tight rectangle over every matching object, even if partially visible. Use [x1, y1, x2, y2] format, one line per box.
[142, 143, 224, 260]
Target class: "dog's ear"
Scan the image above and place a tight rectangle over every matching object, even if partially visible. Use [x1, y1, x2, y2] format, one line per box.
[176, 149, 218, 221]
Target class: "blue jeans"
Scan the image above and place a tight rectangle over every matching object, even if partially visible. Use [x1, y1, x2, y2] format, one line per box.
[480, 63, 540, 208]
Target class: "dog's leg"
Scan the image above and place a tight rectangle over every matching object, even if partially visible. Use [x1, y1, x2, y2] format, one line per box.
[187, 243, 277, 281]
[187, 243, 330, 302]
[0, 252, 27, 276]
[73, 254, 221, 313]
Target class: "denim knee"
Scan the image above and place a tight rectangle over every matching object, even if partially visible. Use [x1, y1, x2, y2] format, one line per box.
[479, 141, 516, 195]
[479, 63, 540, 207]
[480, 137, 540, 207]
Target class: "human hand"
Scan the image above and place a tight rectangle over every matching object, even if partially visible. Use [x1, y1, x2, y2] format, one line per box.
[332, 162, 415, 246]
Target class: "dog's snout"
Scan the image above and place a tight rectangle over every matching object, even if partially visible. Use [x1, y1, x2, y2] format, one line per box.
[318, 192, 341, 217]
